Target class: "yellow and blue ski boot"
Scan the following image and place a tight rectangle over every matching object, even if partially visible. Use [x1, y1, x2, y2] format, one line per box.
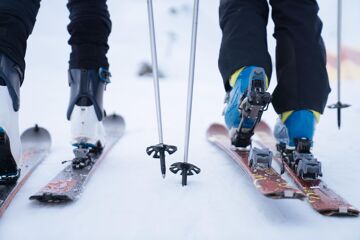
[224, 66, 271, 148]
[274, 110, 322, 180]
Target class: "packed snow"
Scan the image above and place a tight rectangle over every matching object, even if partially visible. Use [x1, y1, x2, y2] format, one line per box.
[0, 0, 359, 239]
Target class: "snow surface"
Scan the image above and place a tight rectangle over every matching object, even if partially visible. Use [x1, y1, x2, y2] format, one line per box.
[0, 0, 359, 239]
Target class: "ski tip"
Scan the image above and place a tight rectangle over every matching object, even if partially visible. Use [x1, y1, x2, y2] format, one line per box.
[254, 121, 272, 135]
[104, 113, 125, 126]
[21, 124, 52, 149]
[103, 113, 125, 136]
[206, 123, 228, 138]
[111, 113, 118, 118]
[108, 112, 123, 120]
[206, 121, 271, 139]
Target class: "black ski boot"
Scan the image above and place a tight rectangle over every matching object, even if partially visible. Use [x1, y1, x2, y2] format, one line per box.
[224, 67, 271, 148]
[67, 68, 110, 170]
[0, 131, 21, 184]
[0, 53, 23, 184]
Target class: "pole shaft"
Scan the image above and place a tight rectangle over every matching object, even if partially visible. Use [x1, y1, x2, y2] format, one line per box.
[147, 0, 164, 144]
[183, 0, 200, 163]
[337, 0, 342, 103]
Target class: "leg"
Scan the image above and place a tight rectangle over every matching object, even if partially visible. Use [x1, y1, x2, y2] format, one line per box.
[270, 0, 331, 115]
[67, 0, 111, 70]
[219, 0, 272, 147]
[0, 0, 41, 74]
[271, 0, 330, 180]
[66, 0, 112, 158]
[0, 0, 41, 178]
[218, 0, 272, 91]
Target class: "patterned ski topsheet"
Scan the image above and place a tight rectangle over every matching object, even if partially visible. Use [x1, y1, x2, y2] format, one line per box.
[29, 114, 125, 203]
[0, 126, 51, 216]
[207, 123, 305, 200]
[254, 121, 359, 217]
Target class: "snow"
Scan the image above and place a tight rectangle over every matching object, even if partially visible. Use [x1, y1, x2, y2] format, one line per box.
[0, 0, 359, 239]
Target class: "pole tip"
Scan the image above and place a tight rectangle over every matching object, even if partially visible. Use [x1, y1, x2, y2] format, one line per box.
[162, 174, 166, 179]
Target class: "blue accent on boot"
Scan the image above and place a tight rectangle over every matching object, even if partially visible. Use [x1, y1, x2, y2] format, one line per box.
[98, 67, 111, 83]
[72, 142, 96, 149]
[224, 66, 265, 129]
[284, 110, 316, 147]
[0, 127, 4, 133]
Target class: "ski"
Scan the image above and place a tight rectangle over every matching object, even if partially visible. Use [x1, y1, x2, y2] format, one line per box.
[254, 121, 359, 216]
[0, 125, 51, 216]
[29, 114, 125, 203]
[207, 123, 305, 200]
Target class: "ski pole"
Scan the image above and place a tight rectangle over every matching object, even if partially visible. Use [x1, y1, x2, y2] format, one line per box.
[170, 0, 201, 186]
[328, 0, 350, 128]
[146, 0, 177, 178]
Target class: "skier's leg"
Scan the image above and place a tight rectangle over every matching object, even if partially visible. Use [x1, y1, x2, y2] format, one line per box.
[219, 0, 272, 147]
[0, 0, 40, 180]
[219, 0, 272, 91]
[270, 0, 331, 147]
[66, 0, 112, 153]
[0, 0, 40, 73]
[67, 0, 111, 70]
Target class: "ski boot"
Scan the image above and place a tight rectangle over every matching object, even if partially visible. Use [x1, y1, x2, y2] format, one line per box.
[224, 66, 271, 148]
[0, 54, 22, 184]
[274, 110, 322, 180]
[67, 68, 110, 169]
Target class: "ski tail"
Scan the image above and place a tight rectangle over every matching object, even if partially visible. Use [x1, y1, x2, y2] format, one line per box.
[103, 113, 125, 138]
[21, 124, 51, 151]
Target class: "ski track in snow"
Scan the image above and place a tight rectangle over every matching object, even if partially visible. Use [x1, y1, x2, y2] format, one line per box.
[0, 0, 359, 239]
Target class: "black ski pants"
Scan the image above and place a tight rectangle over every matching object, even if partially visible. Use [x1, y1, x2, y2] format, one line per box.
[219, 0, 331, 114]
[0, 0, 111, 81]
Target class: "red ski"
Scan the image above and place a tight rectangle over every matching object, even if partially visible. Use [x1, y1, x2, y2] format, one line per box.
[207, 123, 305, 200]
[254, 121, 359, 216]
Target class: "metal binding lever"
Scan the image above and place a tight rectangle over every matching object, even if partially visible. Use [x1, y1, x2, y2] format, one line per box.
[232, 77, 271, 148]
[71, 142, 103, 170]
[249, 147, 273, 170]
[276, 142, 287, 174]
[146, 144, 177, 178]
[170, 162, 201, 186]
[231, 92, 271, 147]
[72, 147, 91, 169]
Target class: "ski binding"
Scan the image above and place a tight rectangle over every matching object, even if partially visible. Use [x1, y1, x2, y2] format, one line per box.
[249, 147, 273, 170]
